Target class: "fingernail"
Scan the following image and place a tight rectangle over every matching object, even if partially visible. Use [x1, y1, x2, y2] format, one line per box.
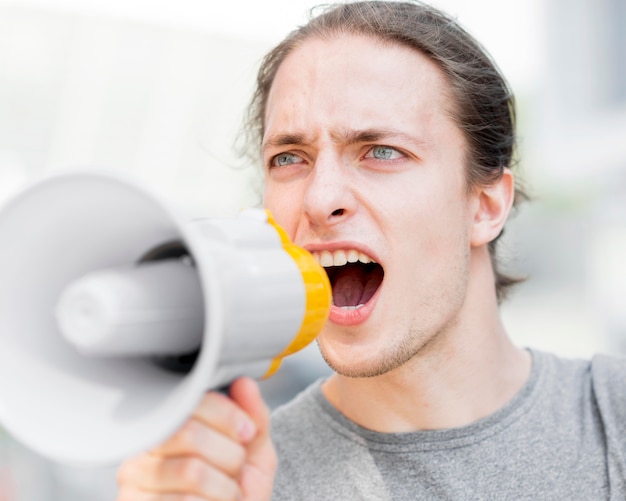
[237, 419, 256, 442]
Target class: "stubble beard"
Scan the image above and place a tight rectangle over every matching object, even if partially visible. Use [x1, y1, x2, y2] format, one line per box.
[317, 327, 434, 378]
[318, 259, 470, 379]
[319, 241, 471, 379]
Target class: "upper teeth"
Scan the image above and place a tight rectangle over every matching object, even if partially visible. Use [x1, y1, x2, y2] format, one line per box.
[311, 250, 375, 268]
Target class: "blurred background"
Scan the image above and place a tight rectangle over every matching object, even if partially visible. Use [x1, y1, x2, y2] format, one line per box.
[0, 0, 625, 498]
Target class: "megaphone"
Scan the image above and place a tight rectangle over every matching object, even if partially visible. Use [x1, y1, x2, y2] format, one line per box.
[0, 170, 331, 466]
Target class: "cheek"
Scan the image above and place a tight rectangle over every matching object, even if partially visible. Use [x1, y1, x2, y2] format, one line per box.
[263, 182, 302, 238]
[389, 192, 472, 277]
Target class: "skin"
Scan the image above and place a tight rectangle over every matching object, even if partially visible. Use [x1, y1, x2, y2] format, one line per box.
[116, 34, 531, 501]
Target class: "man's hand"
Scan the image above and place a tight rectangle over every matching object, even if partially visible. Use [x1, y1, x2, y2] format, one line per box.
[116, 377, 276, 501]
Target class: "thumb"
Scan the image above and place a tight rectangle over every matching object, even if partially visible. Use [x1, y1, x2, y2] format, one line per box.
[229, 377, 277, 500]
[229, 377, 270, 438]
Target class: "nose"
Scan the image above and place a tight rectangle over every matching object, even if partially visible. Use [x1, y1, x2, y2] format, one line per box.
[302, 153, 355, 229]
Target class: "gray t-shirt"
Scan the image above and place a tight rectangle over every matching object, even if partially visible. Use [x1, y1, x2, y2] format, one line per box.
[270, 350, 626, 500]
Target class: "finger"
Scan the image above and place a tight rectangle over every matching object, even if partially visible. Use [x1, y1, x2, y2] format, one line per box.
[191, 391, 258, 444]
[229, 378, 271, 443]
[150, 419, 246, 477]
[117, 486, 207, 501]
[228, 378, 277, 498]
[117, 453, 241, 501]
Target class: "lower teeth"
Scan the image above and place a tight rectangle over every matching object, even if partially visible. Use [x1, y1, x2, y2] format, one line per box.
[339, 304, 364, 311]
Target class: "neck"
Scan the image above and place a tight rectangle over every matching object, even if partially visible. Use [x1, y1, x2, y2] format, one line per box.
[321, 253, 531, 433]
[322, 325, 530, 432]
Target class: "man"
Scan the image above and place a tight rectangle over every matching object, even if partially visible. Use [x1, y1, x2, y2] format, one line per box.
[116, 2, 626, 499]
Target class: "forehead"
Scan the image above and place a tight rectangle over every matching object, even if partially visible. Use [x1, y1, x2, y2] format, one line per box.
[263, 34, 457, 143]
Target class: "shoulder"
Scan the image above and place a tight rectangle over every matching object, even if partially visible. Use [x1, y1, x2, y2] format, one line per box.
[521, 350, 625, 434]
[269, 378, 342, 459]
[590, 353, 626, 418]
[591, 352, 626, 378]
[270, 378, 325, 435]
[269, 379, 348, 500]
[531, 348, 623, 385]
[589, 353, 626, 480]
[530, 349, 594, 392]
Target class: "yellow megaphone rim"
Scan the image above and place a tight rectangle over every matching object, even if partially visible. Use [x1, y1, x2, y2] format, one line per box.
[262, 211, 331, 379]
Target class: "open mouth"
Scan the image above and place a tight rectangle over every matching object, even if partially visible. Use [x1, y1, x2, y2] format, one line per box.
[311, 250, 384, 309]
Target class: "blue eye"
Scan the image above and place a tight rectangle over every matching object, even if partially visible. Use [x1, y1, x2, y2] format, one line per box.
[272, 152, 303, 167]
[366, 145, 402, 160]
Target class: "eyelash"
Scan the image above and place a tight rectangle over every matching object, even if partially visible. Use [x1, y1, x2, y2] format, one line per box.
[363, 145, 404, 161]
[269, 152, 305, 168]
[268, 144, 405, 169]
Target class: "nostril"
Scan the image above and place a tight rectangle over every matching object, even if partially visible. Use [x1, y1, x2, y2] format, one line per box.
[331, 208, 345, 217]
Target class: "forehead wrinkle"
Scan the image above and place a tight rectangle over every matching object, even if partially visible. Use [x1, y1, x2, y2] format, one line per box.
[329, 127, 432, 150]
[262, 127, 432, 153]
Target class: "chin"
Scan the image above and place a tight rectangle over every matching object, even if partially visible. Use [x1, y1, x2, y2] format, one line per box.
[316, 322, 434, 378]
[316, 336, 406, 379]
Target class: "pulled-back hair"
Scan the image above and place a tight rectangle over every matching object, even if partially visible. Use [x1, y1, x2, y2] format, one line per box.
[243, 0, 527, 302]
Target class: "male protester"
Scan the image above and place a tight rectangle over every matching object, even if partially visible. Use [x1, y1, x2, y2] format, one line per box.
[117, 1, 626, 499]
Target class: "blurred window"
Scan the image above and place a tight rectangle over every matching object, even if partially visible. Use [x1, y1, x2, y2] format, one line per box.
[605, 0, 626, 106]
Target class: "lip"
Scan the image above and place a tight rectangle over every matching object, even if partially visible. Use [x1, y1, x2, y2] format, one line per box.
[303, 241, 383, 327]
[328, 285, 381, 326]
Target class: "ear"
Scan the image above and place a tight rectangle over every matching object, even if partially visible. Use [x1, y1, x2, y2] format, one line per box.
[470, 168, 515, 247]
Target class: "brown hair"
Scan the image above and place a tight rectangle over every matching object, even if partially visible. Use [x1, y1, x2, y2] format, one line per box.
[242, 0, 527, 302]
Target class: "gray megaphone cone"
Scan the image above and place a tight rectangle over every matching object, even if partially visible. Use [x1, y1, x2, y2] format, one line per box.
[0, 170, 330, 466]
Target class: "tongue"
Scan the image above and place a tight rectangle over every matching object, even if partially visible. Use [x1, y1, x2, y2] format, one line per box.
[332, 265, 383, 307]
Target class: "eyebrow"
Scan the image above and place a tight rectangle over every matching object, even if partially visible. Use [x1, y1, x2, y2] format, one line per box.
[262, 133, 311, 153]
[262, 127, 430, 152]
